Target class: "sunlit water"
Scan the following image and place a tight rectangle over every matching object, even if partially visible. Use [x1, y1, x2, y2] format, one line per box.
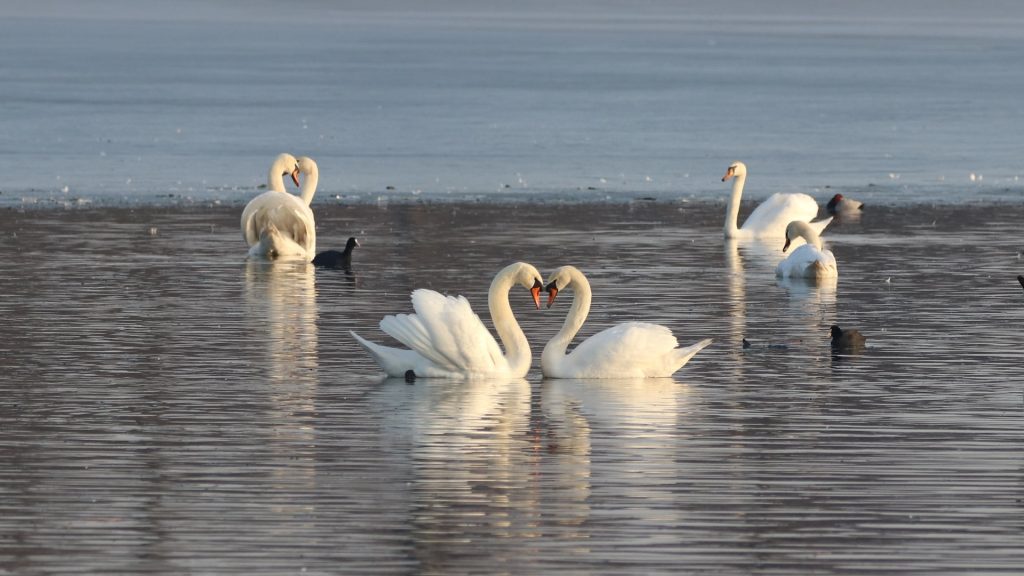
[1, 201, 1021, 574]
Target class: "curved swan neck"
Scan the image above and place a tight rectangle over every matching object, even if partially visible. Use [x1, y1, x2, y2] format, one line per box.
[488, 266, 531, 375]
[268, 165, 287, 193]
[543, 267, 592, 361]
[299, 163, 318, 206]
[724, 171, 746, 237]
[799, 226, 823, 250]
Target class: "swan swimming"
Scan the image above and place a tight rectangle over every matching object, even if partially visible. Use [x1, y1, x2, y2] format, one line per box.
[241, 154, 318, 261]
[541, 265, 712, 378]
[722, 161, 832, 240]
[351, 262, 544, 379]
[775, 221, 839, 280]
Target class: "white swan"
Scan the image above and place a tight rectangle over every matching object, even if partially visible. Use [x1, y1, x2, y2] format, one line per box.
[541, 265, 712, 379]
[241, 154, 318, 261]
[351, 262, 544, 379]
[775, 220, 839, 280]
[722, 161, 832, 239]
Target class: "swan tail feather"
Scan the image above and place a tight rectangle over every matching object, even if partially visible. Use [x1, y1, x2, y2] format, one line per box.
[810, 216, 833, 236]
[350, 330, 418, 377]
[380, 312, 458, 372]
[670, 338, 713, 371]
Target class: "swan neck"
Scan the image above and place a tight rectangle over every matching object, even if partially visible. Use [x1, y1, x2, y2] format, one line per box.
[542, 268, 592, 364]
[268, 165, 287, 193]
[299, 165, 318, 206]
[801, 226, 823, 250]
[724, 172, 745, 236]
[488, 267, 530, 375]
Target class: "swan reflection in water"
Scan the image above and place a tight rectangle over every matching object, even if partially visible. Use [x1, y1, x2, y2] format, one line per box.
[374, 376, 537, 564]
[541, 377, 693, 540]
[243, 260, 319, 494]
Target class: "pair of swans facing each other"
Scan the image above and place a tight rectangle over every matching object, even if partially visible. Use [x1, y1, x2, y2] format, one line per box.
[241, 153, 319, 261]
[351, 263, 712, 380]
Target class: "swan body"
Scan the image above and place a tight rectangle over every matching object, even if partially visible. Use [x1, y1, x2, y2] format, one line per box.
[541, 266, 712, 379]
[775, 221, 838, 280]
[722, 161, 832, 240]
[352, 262, 544, 379]
[242, 154, 318, 261]
[826, 193, 864, 215]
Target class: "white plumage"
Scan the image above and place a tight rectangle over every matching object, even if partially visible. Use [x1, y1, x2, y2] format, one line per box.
[722, 161, 832, 241]
[775, 220, 839, 280]
[241, 154, 318, 261]
[352, 262, 544, 379]
[541, 266, 711, 379]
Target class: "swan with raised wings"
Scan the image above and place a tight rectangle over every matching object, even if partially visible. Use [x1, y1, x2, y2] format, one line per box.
[775, 220, 838, 280]
[351, 262, 544, 379]
[541, 266, 712, 379]
[241, 154, 318, 260]
[722, 161, 831, 239]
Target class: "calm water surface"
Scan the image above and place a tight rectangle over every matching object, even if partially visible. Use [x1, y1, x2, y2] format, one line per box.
[1, 201, 1021, 574]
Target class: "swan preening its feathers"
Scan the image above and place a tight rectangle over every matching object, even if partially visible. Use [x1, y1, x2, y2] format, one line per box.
[541, 266, 712, 378]
[241, 154, 319, 261]
[722, 161, 832, 240]
[352, 262, 544, 379]
[776, 221, 839, 280]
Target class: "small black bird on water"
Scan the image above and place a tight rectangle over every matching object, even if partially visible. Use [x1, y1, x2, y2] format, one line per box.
[312, 237, 360, 268]
[1018, 275, 1024, 290]
[830, 325, 867, 352]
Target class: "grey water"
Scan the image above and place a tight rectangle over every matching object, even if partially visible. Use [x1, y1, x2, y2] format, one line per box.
[1, 202, 1022, 574]
[2, 1, 1024, 573]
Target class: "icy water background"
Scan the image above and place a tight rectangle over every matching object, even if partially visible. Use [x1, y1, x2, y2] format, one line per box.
[2, 1, 1024, 573]
[2, 1, 1024, 205]
[1, 201, 1022, 574]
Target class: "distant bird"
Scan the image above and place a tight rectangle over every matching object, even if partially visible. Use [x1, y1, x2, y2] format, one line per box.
[1018, 275, 1024, 290]
[826, 193, 864, 216]
[312, 237, 360, 269]
[830, 325, 867, 352]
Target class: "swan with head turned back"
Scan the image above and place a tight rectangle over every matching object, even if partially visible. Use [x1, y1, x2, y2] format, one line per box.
[722, 161, 832, 240]
[775, 221, 838, 279]
[541, 265, 712, 379]
[351, 262, 544, 379]
[241, 154, 318, 260]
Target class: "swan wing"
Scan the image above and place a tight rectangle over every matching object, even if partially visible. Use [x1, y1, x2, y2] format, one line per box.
[380, 289, 505, 374]
[742, 192, 821, 238]
[241, 191, 279, 246]
[565, 322, 696, 377]
[242, 192, 316, 257]
[776, 245, 838, 279]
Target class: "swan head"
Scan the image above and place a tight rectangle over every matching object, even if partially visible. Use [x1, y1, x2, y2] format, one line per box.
[498, 262, 544, 309]
[782, 220, 815, 252]
[297, 156, 318, 176]
[722, 161, 747, 182]
[543, 265, 580, 309]
[272, 153, 301, 188]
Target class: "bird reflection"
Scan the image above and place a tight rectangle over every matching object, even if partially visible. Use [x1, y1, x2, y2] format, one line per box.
[243, 260, 319, 493]
[725, 238, 789, 351]
[375, 377, 536, 567]
[541, 377, 691, 541]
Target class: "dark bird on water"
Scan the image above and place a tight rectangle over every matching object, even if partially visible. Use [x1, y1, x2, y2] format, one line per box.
[312, 237, 360, 268]
[1018, 275, 1024, 290]
[830, 325, 867, 351]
